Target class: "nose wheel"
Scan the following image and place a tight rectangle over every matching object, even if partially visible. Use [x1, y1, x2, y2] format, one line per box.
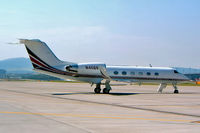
[174, 89, 179, 94]
[173, 83, 179, 94]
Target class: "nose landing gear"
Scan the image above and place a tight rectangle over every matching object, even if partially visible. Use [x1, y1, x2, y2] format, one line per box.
[157, 83, 179, 94]
[173, 83, 179, 94]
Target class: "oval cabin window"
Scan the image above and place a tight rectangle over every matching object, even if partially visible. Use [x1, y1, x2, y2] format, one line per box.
[155, 72, 159, 76]
[113, 71, 119, 75]
[138, 72, 143, 75]
[147, 72, 151, 76]
[122, 71, 127, 75]
[130, 72, 135, 75]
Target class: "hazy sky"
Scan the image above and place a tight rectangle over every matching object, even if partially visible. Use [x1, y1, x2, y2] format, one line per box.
[0, 0, 200, 67]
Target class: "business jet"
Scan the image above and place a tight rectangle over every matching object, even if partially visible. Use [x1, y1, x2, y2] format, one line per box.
[19, 39, 194, 94]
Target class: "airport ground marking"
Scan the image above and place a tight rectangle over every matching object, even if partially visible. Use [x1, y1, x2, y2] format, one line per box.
[1, 89, 200, 118]
[0, 111, 195, 123]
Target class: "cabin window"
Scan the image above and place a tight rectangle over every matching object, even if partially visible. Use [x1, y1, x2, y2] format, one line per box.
[122, 71, 127, 75]
[130, 72, 135, 75]
[138, 72, 143, 75]
[174, 70, 179, 74]
[155, 72, 159, 76]
[114, 71, 119, 75]
[146, 72, 151, 76]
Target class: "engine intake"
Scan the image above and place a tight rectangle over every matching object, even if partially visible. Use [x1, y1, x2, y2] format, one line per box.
[65, 64, 78, 73]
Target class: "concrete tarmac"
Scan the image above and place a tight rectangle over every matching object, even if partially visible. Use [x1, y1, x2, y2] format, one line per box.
[0, 81, 200, 133]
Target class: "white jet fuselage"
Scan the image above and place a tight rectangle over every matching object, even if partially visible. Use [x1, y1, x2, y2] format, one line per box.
[38, 62, 189, 84]
[106, 66, 189, 83]
[19, 39, 192, 94]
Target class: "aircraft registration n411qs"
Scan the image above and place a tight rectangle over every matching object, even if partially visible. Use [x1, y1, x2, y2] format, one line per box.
[18, 39, 198, 94]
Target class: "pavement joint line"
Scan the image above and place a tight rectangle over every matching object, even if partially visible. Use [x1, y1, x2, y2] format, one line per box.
[0, 111, 195, 123]
[1, 89, 200, 119]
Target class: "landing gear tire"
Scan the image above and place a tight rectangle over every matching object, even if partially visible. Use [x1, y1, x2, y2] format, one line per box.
[174, 90, 179, 94]
[103, 88, 110, 94]
[94, 88, 101, 94]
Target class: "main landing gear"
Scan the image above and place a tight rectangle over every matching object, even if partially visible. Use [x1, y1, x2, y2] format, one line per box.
[94, 82, 112, 94]
[103, 88, 110, 94]
[94, 84, 101, 94]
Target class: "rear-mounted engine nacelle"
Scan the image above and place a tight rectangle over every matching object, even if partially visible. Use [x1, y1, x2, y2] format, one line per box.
[65, 64, 78, 73]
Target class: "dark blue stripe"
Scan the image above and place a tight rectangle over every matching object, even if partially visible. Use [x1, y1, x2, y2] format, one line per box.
[25, 46, 51, 68]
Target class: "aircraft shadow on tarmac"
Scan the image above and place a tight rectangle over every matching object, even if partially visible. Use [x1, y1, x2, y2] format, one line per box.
[52, 92, 199, 96]
[52, 92, 139, 96]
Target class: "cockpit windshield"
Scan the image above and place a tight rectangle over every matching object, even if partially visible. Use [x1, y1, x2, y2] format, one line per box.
[174, 70, 179, 74]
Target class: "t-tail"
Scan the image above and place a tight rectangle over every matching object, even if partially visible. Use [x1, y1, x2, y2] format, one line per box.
[19, 39, 75, 69]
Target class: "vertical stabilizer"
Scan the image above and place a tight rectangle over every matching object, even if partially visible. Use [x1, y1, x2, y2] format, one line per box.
[19, 39, 73, 68]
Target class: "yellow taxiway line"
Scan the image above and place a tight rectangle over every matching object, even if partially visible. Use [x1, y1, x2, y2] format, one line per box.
[0, 111, 197, 123]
